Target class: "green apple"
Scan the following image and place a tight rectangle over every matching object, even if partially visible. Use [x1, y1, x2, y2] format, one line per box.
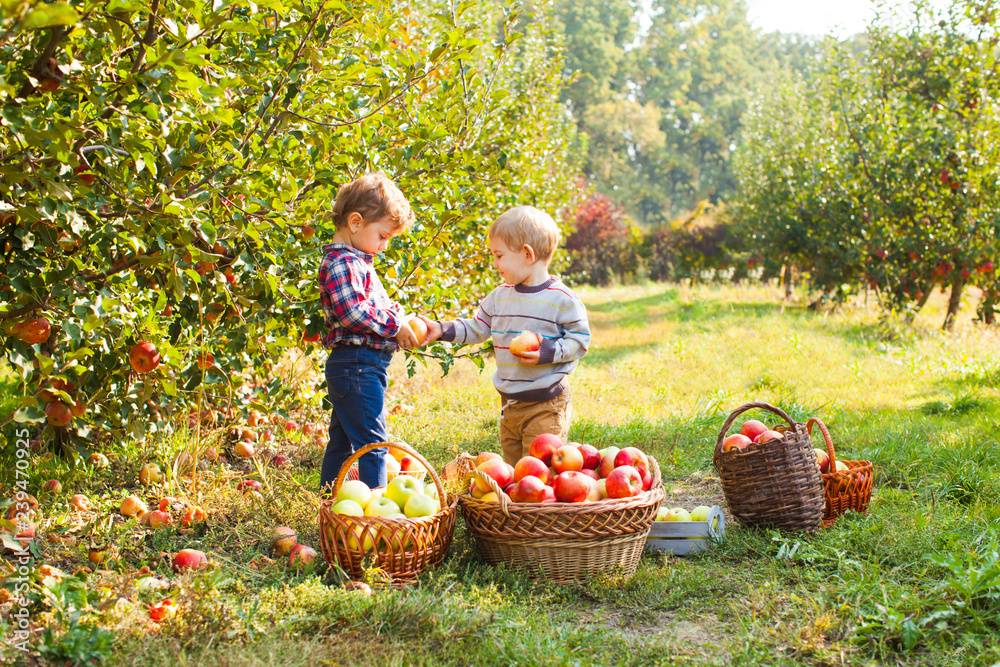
[385, 475, 424, 509]
[364, 496, 400, 517]
[403, 494, 439, 518]
[386, 512, 407, 520]
[337, 480, 372, 508]
[424, 484, 440, 502]
[348, 525, 374, 551]
[690, 505, 711, 523]
[655, 506, 671, 521]
[668, 507, 692, 522]
[597, 446, 620, 461]
[332, 499, 364, 516]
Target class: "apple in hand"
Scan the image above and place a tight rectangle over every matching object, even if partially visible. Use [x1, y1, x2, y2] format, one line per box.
[514, 456, 551, 484]
[529, 434, 562, 465]
[605, 465, 642, 499]
[408, 318, 429, 346]
[740, 420, 767, 441]
[509, 331, 540, 357]
[552, 445, 584, 473]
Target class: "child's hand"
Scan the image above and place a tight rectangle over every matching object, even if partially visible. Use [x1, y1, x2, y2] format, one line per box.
[419, 316, 442, 344]
[513, 349, 540, 366]
[395, 323, 419, 350]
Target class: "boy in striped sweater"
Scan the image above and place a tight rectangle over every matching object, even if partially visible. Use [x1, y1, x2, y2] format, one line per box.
[420, 206, 591, 465]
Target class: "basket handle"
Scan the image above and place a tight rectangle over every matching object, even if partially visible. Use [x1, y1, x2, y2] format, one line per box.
[806, 417, 837, 472]
[471, 454, 662, 517]
[332, 441, 448, 508]
[713, 401, 798, 463]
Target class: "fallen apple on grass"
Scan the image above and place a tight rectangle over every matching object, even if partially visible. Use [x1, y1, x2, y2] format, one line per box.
[120, 495, 148, 517]
[69, 494, 92, 511]
[172, 548, 208, 573]
[271, 527, 298, 556]
[288, 544, 318, 569]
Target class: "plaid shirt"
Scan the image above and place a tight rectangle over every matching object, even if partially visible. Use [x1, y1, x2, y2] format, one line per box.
[319, 243, 402, 352]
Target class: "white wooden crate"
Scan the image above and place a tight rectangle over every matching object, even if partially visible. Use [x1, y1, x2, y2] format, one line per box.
[645, 505, 726, 556]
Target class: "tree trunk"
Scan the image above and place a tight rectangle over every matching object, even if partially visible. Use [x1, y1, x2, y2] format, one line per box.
[904, 288, 932, 324]
[782, 264, 794, 300]
[942, 277, 965, 331]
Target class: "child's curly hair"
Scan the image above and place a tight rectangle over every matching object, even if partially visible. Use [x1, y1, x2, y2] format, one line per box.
[332, 172, 414, 231]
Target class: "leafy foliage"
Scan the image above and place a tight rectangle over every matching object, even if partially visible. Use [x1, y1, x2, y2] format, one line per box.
[735, 0, 1000, 328]
[564, 191, 641, 286]
[0, 0, 578, 450]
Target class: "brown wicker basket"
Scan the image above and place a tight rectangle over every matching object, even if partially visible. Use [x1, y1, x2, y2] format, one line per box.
[318, 441, 457, 588]
[459, 457, 665, 584]
[807, 418, 874, 527]
[713, 402, 825, 532]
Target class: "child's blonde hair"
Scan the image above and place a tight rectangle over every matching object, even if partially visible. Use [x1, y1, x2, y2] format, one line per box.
[488, 206, 560, 261]
[332, 172, 414, 231]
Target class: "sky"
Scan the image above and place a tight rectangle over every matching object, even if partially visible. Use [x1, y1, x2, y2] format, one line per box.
[744, 0, 943, 38]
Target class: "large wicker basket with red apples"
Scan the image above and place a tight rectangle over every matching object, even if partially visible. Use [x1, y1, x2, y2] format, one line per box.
[457, 434, 664, 584]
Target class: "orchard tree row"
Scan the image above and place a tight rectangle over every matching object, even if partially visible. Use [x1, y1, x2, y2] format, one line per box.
[0, 0, 578, 454]
[735, 0, 1000, 329]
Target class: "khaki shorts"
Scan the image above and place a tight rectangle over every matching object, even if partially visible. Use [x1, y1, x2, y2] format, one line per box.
[499, 386, 572, 465]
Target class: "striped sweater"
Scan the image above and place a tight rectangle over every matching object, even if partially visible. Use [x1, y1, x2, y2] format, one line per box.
[439, 277, 590, 402]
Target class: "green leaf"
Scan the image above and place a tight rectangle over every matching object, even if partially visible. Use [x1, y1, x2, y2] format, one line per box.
[21, 2, 79, 29]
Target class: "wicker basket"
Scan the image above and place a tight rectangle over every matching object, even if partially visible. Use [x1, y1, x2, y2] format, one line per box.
[459, 457, 665, 584]
[318, 442, 457, 588]
[807, 418, 874, 527]
[713, 402, 825, 532]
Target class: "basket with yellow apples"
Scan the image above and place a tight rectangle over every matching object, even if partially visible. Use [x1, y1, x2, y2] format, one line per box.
[458, 436, 664, 584]
[318, 441, 457, 588]
[806, 418, 874, 527]
[714, 402, 825, 532]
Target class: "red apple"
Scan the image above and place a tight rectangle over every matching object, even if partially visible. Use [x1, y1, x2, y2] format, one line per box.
[475, 452, 502, 466]
[288, 544, 318, 568]
[723, 434, 752, 452]
[552, 471, 592, 503]
[237, 480, 262, 492]
[44, 402, 73, 427]
[271, 454, 290, 467]
[598, 453, 618, 478]
[579, 468, 599, 481]
[753, 430, 783, 445]
[509, 330, 540, 356]
[605, 465, 643, 499]
[512, 475, 546, 503]
[814, 448, 830, 473]
[613, 447, 649, 478]
[271, 526, 298, 556]
[17, 317, 51, 344]
[541, 485, 557, 503]
[552, 445, 584, 473]
[399, 456, 426, 473]
[41, 479, 63, 494]
[180, 506, 207, 527]
[529, 434, 562, 465]
[514, 456, 551, 484]
[474, 458, 514, 493]
[576, 443, 601, 470]
[129, 342, 161, 373]
[285, 420, 298, 432]
[172, 548, 208, 573]
[740, 420, 767, 442]
[149, 599, 177, 622]
[641, 469, 652, 491]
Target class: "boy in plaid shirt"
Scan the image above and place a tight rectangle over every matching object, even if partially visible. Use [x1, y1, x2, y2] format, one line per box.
[318, 173, 418, 495]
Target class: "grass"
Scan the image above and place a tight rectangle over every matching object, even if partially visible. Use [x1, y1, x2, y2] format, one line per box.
[3, 282, 1000, 666]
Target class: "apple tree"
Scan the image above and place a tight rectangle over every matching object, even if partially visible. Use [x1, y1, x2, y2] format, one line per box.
[735, 0, 1000, 328]
[0, 0, 578, 455]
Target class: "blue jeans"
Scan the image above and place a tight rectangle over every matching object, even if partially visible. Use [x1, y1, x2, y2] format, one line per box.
[320, 345, 392, 495]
